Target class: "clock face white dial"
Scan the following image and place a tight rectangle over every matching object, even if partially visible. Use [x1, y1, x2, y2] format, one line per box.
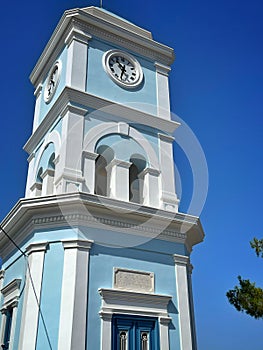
[103, 50, 143, 88]
[44, 61, 62, 103]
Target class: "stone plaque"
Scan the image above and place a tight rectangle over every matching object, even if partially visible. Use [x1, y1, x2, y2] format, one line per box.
[114, 268, 154, 293]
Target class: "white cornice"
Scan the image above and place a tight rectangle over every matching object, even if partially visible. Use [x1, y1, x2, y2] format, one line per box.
[23, 87, 180, 154]
[0, 193, 204, 260]
[30, 7, 175, 87]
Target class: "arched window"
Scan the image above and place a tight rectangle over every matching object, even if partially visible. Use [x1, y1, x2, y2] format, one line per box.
[94, 145, 114, 197]
[95, 154, 108, 196]
[36, 167, 43, 184]
[129, 155, 146, 204]
[48, 153, 55, 170]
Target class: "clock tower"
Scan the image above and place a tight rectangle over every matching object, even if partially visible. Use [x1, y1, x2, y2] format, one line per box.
[0, 7, 204, 350]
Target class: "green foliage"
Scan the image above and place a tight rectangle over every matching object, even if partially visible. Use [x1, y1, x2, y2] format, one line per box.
[226, 276, 263, 319]
[226, 237, 263, 319]
[250, 237, 263, 258]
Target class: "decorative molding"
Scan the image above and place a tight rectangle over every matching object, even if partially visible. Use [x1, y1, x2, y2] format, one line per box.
[40, 168, 55, 179]
[82, 151, 99, 160]
[1, 279, 21, 309]
[62, 239, 93, 250]
[154, 62, 171, 76]
[0, 193, 204, 259]
[99, 288, 171, 315]
[158, 133, 175, 143]
[27, 152, 35, 163]
[60, 102, 89, 117]
[106, 159, 132, 170]
[30, 8, 174, 87]
[34, 84, 42, 97]
[24, 87, 180, 155]
[65, 27, 92, 47]
[173, 254, 189, 266]
[26, 242, 48, 256]
[139, 167, 161, 177]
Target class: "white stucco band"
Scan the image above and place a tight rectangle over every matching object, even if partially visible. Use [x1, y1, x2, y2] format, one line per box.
[58, 239, 93, 350]
[18, 242, 48, 350]
[99, 288, 171, 350]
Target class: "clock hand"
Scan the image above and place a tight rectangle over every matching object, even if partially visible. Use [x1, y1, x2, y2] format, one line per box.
[120, 65, 126, 80]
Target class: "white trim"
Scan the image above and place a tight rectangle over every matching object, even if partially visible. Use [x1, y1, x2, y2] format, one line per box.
[58, 239, 93, 350]
[83, 122, 160, 170]
[24, 89, 180, 155]
[0, 279, 21, 350]
[173, 254, 194, 350]
[0, 193, 204, 260]
[99, 288, 171, 350]
[18, 242, 48, 350]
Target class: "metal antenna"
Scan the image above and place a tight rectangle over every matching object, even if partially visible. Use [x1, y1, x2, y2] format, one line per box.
[100, 0, 103, 7]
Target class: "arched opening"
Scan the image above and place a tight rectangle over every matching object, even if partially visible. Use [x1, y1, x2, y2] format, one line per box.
[129, 154, 146, 204]
[95, 154, 108, 196]
[36, 167, 43, 184]
[94, 145, 114, 197]
[48, 153, 55, 170]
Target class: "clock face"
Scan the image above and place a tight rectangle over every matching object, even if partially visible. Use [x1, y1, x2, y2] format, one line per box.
[103, 50, 143, 88]
[44, 61, 62, 103]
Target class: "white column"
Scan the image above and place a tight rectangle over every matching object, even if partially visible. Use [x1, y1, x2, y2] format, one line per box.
[18, 242, 47, 350]
[99, 312, 112, 350]
[173, 254, 194, 350]
[106, 159, 131, 201]
[41, 169, 55, 195]
[32, 84, 42, 132]
[155, 62, 171, 120]
[139, 167, 160, 208]
[8, 303, 18, 350]
[159, 316, 171, 350]
[55, 104, 87, 194]
[158, 133, 179, 212]
[65, 27, 91, 90]
[58, 239, 93, 350]
[82, 151, 99, 193]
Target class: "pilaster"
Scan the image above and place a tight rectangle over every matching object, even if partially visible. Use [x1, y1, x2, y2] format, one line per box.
[65, 27, 92, 90]
[82, 151, 99, 193]
[139, 167, 161, 207]
[158, 133, 179, 212]
[155, 62, 171, 120]
[173, 254, 194, 350]
[55, 104, 87, 194]
[58, 239, 93, 350]
[41, 168, 55, 195]
[18, 242, 48, 350]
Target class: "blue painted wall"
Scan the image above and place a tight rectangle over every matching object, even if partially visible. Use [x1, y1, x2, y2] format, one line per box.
[87, 239, 183, 350]
[36, 242, 64, 350]
[86, 38, 157, 114]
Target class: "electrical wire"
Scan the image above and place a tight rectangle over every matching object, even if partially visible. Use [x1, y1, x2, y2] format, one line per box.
[0, 224, 53, 350]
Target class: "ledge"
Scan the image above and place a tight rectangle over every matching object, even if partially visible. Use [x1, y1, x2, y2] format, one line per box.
[0, 192, 204, 260]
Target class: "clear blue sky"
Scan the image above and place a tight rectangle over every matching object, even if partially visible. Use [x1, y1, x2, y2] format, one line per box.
[1, 0, 263, 349]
